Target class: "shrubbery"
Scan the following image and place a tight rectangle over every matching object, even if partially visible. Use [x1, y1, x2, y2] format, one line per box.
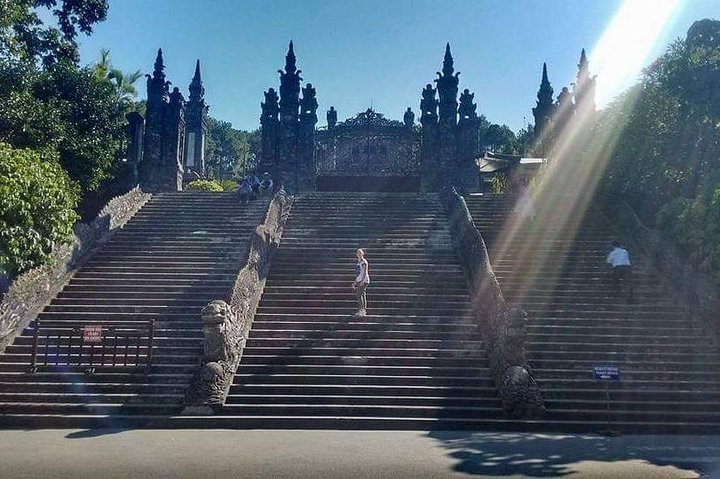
[217, 179, 238, 191]
[185, 179, 224, 192]
[0, 142, 79, 276]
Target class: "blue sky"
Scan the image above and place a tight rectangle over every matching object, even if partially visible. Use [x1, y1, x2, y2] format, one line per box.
[77, 0, 718, 132]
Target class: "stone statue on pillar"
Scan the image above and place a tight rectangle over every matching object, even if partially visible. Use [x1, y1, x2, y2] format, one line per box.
[260, 87, 280, 177]
[298, 83, 319, 190]
[403, 107, 415, 128]
[327, 106, 337, 129]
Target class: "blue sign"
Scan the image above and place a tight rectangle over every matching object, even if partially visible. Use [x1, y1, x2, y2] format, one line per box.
[593, 366, 620, 381]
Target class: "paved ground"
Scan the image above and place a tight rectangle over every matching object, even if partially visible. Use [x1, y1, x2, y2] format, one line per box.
[1, 429, 719, 478]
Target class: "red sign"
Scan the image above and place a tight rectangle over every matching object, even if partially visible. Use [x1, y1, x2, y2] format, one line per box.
[83, 325, 103, 343]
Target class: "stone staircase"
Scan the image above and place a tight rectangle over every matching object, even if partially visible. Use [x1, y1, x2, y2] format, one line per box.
[0, 191, 269, 426]
[465, 193, 720, 433]
[220, 192, 506, 428]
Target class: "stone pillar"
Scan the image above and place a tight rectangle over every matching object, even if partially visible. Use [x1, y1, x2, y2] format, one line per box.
[437, 122, 458, 189]
[160, 87, 186, 191]
[125, 111, 144, 186]
[435, 43, 461, 190]
[420, 84, 439, 192]
[184, 59, 209, 178]
[298, 83, 318, 191]
[126, 112, 144, 164]
[139, 49, 170, 192]
[457, 89, 480, 191]
[277, 41, 302, 192]
[260, 88, 280, 180]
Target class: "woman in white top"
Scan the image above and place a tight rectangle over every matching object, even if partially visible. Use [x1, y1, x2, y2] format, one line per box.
[352, 248, 370, 317]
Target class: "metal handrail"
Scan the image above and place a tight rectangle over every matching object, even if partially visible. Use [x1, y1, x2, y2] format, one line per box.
[29, 319, 155, 374]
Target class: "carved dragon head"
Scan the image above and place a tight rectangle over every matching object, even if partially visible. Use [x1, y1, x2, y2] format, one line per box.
[202, 300, 232, 327]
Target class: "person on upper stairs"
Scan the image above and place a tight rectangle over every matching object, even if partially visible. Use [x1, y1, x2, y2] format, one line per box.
[238, 176, 252, 205]
[512, 180, 536, 220]
[249, 173, 261, 199]
[606, 240, 633, 300]
[259, 172, 274, 197]
[352, 248, 370, 317]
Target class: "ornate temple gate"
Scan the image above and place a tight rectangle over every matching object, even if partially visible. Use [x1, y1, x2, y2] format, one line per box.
[260, 42, 480, 193]
[315, 109, 421, 192]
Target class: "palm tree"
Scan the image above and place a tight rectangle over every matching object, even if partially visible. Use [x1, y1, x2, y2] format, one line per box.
[93, 49, 143, 111]
[93, 49, 111, 80]
[108, 68, 143, 108]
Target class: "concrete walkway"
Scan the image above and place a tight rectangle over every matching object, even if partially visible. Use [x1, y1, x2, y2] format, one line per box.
[1, 429, 719, 478]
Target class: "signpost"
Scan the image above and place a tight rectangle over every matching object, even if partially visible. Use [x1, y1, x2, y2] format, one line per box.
[593, 365, 621, 436]
[83, 325, 103, 343]
[593, 365, 620, 381]
[82, 326, 103, 374]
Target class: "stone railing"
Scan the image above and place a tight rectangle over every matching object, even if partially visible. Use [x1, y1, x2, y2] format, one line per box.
[440, 187, 544, 417]
[0, 187, 150, 353]
[601, 198, 720, 345]
[183, 188, 293, 414]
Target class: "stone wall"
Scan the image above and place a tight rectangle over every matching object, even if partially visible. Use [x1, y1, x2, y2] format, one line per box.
[440, 187, 544, 417]
[601, 198, 720, 345]
[0, 187, 150, 353]
[183, 188, 294, 413]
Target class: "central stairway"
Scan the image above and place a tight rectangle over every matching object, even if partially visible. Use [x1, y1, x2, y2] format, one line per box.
[222, 192, 504, 428]
[465, 193, 720, 433]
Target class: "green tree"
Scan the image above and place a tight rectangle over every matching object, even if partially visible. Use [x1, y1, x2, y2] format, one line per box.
[0, 142, 79, 276]
[0, 59, 126, 192]
[516, 124, 534, 156]
[479, 122, 519, 154]
[93, 49, 143, 112]
[206, 118, 253, 179]
[0, 0, 109, 65]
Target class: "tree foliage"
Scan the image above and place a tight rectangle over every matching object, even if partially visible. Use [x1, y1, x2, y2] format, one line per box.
[206, 118, 258, 179]
[477, 116, 521, 155]
[0, 0, 108, 65]
[0, 142, 79, 276]
[597, 19, 720, 280]
[0, 57, 126, 192]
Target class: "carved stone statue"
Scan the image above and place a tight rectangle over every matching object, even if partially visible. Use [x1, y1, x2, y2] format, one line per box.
[184, 299, 244, 409]
[202, 300, 237, 363]
[300, 83, 318, 123]
[557, 86, 573, 110]
[420, 84, 438, 123]
[458, 88, 477, 123]
[403, 107, 415, 128]
[327, 106, 337, 128]
[261, 88, 280, 123]
[169, 87, 184, 108]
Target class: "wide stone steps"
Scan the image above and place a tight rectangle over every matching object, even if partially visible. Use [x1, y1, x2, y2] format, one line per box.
[0, 192, 269, 427]
[251, 321, 476, 332]
[225, 394, 501, 407]
[239, 354, 486, 367]
[466, 193, 720, 433]
[219, 192, 497, 428]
